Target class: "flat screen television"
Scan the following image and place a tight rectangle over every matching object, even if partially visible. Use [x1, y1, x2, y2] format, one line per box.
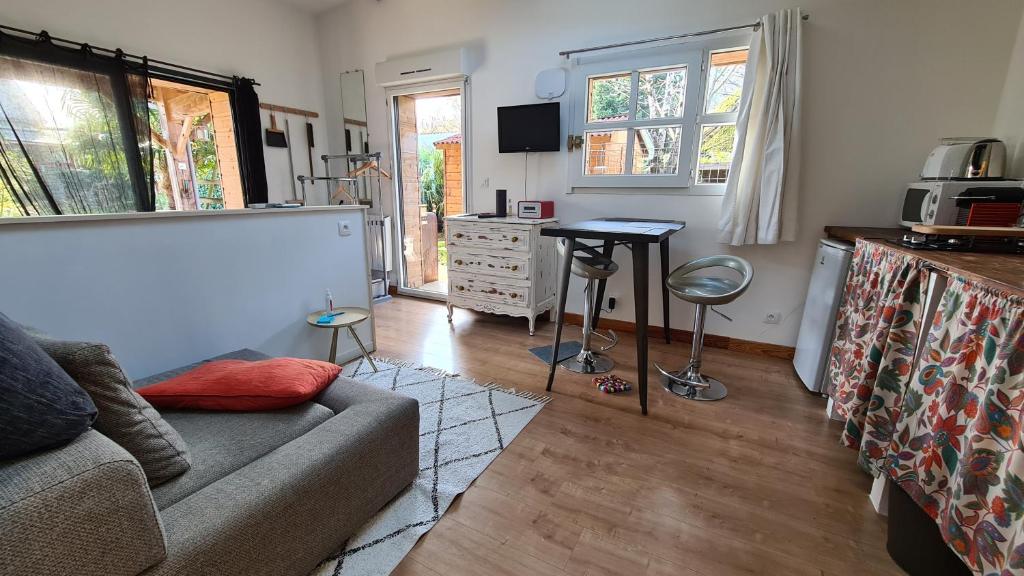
[497, 102, 560, 153]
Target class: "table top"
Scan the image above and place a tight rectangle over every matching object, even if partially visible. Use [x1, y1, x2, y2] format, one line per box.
[541, 218, 686, 242]
[824, 226, 1024, 295]
[305, 307, 371, 328]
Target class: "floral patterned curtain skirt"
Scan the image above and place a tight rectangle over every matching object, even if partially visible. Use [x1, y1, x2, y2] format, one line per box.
[830, 238, 1024, 574]
[828, 240, 928, 473]
[887, 276, 1024, 575]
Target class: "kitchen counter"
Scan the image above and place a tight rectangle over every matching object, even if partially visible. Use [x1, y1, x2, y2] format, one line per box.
[824, 225, 1024, 295]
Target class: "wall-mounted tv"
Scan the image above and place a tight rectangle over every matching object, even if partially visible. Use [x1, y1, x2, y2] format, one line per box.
[497, 102, 560, 153]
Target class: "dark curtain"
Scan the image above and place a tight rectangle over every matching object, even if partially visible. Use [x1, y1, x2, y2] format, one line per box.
[232, 77, 268, 205]
[0, 35, 155, 216]
[126, 60, 154, 212]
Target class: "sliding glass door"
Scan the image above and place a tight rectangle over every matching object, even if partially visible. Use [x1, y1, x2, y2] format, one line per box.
[387, 78, 468, 300]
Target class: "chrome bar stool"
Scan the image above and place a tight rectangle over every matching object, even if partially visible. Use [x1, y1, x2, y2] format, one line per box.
[557, 239, 619, 374]
[656, 255, 753, 400]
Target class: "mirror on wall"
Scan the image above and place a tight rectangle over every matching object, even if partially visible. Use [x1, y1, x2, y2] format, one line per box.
[340, 70, 369, 156]
[339, 69, 392, 301]
[338, 69, 374, 204]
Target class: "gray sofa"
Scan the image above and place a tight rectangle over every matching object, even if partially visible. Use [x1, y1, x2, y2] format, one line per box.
[0, 350, 419, 576]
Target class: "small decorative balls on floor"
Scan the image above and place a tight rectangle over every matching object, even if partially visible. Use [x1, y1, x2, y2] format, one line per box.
[593, 374, 633, 394]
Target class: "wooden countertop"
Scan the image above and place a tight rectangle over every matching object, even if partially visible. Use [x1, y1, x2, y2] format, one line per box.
[824, 226, 1024, 296]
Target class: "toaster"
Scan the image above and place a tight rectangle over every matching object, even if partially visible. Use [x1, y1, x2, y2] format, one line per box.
[921, 138, 1006, 180]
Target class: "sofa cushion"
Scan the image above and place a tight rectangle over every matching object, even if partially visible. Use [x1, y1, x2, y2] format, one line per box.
[0, 313, 97, 459]
[150, 403, 335, 509]
[145, 380, 419, 576]
[137, 358, 342, 411]
[30, 336, 192, 487]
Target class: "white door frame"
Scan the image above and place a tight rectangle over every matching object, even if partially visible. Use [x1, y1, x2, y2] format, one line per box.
[385, 76, 470, 301]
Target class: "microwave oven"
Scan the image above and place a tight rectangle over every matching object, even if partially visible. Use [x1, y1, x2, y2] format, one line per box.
[899, 180, 1024, 228]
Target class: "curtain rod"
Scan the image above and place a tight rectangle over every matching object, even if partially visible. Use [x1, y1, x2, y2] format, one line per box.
[558, 13, 809, 58]
[0, 23, 259, 85]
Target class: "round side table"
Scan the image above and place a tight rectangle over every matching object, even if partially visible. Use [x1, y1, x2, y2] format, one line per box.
[305, 307, 378, 372]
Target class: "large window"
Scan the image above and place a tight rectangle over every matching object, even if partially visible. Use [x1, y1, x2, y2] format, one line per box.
[148, 79, 244, 211]
[0, 55, 150, 216]
[0, 32, 263, 219]
[571, 38, 749, 192]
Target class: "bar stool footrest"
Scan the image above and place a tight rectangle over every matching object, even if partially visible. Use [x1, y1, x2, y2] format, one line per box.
[594, 328, 618, 351]
[655, 362, 728, 401]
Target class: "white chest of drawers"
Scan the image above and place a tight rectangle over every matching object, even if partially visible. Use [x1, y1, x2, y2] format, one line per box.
[444, 215, 558, 335]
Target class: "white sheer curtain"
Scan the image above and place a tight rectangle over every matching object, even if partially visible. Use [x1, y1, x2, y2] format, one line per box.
[718, 8, 803, 246]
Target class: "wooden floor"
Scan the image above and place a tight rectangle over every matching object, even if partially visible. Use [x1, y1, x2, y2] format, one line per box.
[373, 297, 903, 576]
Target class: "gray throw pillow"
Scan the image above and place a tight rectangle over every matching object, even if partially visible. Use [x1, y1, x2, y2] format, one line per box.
[0, 314, 97, 459]
[31, 336, 192, 486]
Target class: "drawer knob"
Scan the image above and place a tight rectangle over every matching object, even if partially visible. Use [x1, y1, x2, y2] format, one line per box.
[510, 292, 518, 299]
[511, 265, 519, 271]
[511, 236, 519, 242]
[457, 285, 465, 291]
[455, 259, 463, 265]
[454, 233, 464, 239]
[488, 288, 498, 294]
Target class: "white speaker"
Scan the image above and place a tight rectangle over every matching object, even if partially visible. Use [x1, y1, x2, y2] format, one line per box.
[535, 68, 566, 100]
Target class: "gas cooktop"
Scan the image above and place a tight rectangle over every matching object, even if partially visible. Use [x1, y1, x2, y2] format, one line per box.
[899, 233, 1024, 254]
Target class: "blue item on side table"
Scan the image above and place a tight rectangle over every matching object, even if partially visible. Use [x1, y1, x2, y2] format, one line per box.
[317, 311, 345, 324]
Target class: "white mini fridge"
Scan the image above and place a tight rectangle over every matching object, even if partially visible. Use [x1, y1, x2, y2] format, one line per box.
[793, 239, 854, 394]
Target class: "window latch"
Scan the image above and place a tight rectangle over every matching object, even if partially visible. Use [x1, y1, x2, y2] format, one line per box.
[567, 134, 583, 152]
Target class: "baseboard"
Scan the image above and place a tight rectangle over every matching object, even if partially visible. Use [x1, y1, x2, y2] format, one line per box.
[563, 313, 795, 361]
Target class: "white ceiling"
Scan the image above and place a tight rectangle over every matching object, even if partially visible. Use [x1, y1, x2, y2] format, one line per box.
[275, 0, 349, 14]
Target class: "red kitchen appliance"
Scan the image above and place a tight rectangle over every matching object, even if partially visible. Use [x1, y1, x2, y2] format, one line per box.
[517, 200, 554, 219]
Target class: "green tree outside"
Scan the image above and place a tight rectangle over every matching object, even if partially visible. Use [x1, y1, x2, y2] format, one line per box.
[419, 144, 445, 222]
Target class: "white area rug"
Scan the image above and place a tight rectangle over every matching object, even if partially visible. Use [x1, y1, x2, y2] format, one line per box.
[312, 357, 548, 576]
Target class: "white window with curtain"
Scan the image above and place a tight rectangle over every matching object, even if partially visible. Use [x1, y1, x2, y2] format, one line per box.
[568, 36, 750, 193]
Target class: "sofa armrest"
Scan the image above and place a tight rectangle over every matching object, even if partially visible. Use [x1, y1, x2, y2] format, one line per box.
[314, 374, 411, 413]
[0, 430, 167, 576]
[149, 383, 419, 576]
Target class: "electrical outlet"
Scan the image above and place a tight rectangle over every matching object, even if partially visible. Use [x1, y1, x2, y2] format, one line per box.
[607, 297, 616, 311]
[338, 221, 351, 237]
[763, 311, 781, 325]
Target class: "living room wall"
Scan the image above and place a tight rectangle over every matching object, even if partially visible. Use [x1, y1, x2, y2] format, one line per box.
[2, 0, 328, 203]
[316, 0, 1023, 347]
[0, 209, 373, 378]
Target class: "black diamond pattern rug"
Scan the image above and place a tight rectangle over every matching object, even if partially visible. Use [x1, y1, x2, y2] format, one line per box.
[311, 357, 548, 576]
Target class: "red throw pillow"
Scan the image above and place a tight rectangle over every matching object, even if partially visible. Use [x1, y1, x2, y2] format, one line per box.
[137, 359, 342, 411]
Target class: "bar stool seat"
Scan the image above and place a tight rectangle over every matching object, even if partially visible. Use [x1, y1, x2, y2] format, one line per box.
[557, 239, 619, 374]
[572, 254, 619, 280]
[667, 275, 742, 303]
[657, 255, 753, 401]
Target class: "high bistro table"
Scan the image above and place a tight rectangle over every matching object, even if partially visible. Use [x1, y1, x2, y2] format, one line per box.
[541, 218, 685, 415]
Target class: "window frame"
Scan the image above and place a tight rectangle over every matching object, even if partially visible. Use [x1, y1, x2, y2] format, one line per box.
[569, 34, 751, 194]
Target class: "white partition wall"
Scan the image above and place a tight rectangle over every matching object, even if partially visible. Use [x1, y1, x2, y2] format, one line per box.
[0, 207, 373, 379]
